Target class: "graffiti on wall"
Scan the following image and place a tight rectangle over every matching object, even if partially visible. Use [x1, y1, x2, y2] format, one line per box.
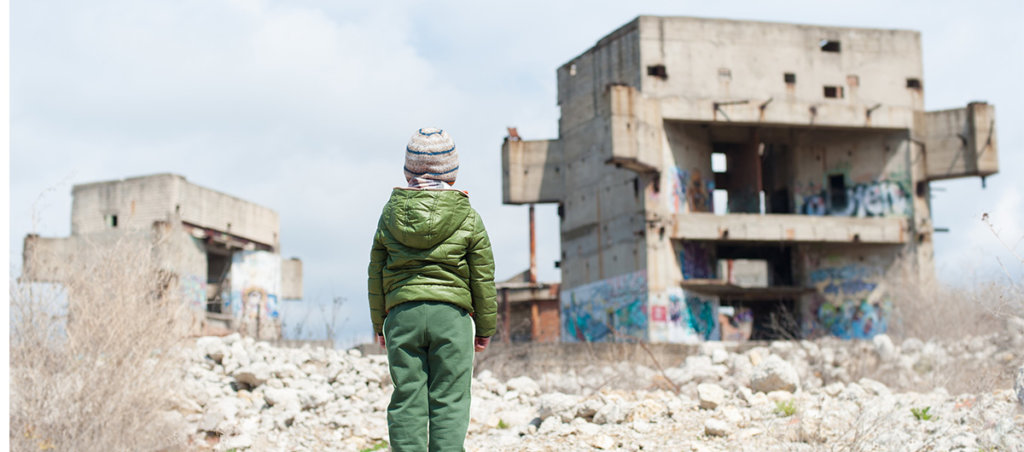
[649, 288, 721, 342]
[805, 263, 890, 339]
[229, 250, 281, 339]
[679, 242, 716, 280]
[181, 273, 206, 311]
[561, 271, 647, 342]
[672, 167, 714, 213]
[797, 179, 911, 218]
[719, 306, 753, 341]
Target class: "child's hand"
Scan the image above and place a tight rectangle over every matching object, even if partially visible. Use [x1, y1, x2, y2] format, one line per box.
[377, 334, 386, 348]
[474, 336, 490, 352]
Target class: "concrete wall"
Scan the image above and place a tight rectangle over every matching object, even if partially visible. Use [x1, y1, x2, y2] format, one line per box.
[228, 250, 282, 340]
[72, 174, 179, 236]
[637, 16, 923, 129]
[557, 25, 649, 293]
[921, 102, 999, 180]
[789, 129, 913, 218]
[501, 139, 564, 204]
[176, 177, 280, 249]
[281, 258, 303, 300]
[797, 244, 902, 339]
[70, 174, 280, 249]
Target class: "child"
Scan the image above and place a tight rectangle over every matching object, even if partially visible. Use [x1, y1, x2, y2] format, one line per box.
[367, 127, 496, 452]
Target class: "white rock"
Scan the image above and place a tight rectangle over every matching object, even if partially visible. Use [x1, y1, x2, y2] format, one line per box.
[901, 337, 924, 354]
[538, 392, 580, 422]
[858, 378, 890, 397]
[711, 348, 730, 365]
[576, 397, 604, 419]
[704, 418, 732, 437]
[196, 336, 228, 363]
[264, 387, 300, 409]
[537, 416, 562, 434]
[593, 401, 628, 425]
[221, 433, 253, 450]
[749, 355, 800, 393]
[872, 334, 898, 362]
[199, 398, 239, 433]
[697, 383, 727, 410]
[506, 376, 540, 397]
[234, 362, 272, 387]
[588, 434, 615, 450]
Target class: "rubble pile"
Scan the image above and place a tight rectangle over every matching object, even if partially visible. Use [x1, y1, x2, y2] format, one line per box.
[175, 321, 1024, 451]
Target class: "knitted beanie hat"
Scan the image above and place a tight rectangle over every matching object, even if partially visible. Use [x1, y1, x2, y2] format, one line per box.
[404, 127, 459, 183]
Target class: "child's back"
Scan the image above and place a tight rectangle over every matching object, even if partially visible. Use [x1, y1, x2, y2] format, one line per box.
[368, 128, 495, 452]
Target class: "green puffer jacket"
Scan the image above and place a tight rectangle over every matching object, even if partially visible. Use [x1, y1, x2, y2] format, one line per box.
[367, 188, 497, 337]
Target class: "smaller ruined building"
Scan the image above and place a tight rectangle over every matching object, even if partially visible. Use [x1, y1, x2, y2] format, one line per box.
[22, 173, 303, 339]
[502, 16, 999, 343]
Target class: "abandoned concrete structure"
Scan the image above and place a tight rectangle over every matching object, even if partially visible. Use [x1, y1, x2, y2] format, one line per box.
[22, 173, 303, 339]
[502, 16, 999, 342]
[496, 270, 561, 343]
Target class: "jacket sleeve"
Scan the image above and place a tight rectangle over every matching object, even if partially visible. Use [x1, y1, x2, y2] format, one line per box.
[467, 212, 497, 337]
[368, 225, 387, 335]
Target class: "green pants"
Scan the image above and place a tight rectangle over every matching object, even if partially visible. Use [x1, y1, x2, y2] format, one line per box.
[384, 301, 473, 452]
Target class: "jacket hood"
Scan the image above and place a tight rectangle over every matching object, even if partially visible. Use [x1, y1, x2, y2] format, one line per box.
[382, 188, 471, 249]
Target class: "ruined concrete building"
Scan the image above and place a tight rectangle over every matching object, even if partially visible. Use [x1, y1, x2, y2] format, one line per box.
[502, 16, 999, 342]
[22, 173, 303, 339]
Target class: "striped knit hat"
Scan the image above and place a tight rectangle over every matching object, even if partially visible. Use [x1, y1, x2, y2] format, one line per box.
[404, 127, 459, 183]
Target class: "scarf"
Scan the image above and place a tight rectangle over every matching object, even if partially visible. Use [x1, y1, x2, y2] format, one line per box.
[407, 177, 455, 190]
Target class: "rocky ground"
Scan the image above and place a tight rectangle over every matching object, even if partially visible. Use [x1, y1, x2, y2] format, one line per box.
[174, 319, 1024, 451]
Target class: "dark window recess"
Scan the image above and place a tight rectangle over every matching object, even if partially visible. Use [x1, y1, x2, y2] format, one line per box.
[718, 68, 732, 79]
[110, 215, 118, 227]
[784, 72, 796, 84]
[906, 78, 922, 89]
[823, 86, 844, 98]
[820, 40, 841, 52]
[828, 174, 848, 209]
[647, 64, 667, 79]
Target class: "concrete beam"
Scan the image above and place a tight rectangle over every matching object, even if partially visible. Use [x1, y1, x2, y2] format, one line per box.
[502, 138, 564, 204]
[669, 213, 908, 244]
[920, 102, 998, 181]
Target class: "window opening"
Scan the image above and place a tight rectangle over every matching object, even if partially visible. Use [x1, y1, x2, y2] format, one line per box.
[711, 152, 728, 173]
[823, 86, 844, 98]
[784, 72, 796, 84]
[828, 174, 848, 210]
[713, 190, 729, 215]
[647, 64, 667, 79]
[906, 78, 922, 89]
[820, 40, 841, 52]
[106, 214, 118, 228]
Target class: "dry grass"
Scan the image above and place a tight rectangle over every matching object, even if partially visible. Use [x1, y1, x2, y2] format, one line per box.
[10, 237, 191, 451]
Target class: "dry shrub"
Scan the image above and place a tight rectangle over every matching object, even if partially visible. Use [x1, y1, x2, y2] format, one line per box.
[10, 237, 191, 451]
[885, 257, 1023, 341]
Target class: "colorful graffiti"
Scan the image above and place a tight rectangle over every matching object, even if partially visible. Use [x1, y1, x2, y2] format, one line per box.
[649, 288, 720, 342]
[805, 263, 889, 339]
[672, 167, 714, 213]
[181, 273, 206, 311]
[679, 242, 716, 280]
[230, 250, 282, 339]
[561, 271, 647, 342]
[797, 179, 911, 218]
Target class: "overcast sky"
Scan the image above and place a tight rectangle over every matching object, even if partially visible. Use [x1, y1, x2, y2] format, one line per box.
[10, 0, 1023, 345]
